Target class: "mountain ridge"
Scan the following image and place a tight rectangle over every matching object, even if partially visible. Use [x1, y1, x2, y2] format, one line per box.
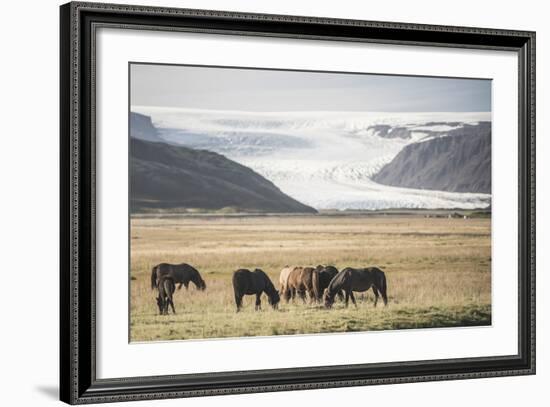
[372, 122, 491, 194]
[130, 112, 165, 143]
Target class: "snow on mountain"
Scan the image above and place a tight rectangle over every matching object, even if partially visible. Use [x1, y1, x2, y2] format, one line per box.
[131, 106, 491, 210]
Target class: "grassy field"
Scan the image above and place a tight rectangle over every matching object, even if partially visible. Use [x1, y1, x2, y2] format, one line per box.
[130, 214, 491, 341]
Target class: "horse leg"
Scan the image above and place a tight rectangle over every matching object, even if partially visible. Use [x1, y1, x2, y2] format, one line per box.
[344, 291, 350, 307]
[178, 283, 183, 290]
[160, 297, 166, 315]
[283, 286, 291, 303]
[183, 281, 189, 290]
[156, 296, 162, 315]
[307, 288, 315, 304]
[169, 297, 176, 314]
[162, 298, 167, 315]
[372, 286, 380, 307]
[235, 293, 243, 312]
[298, 289, 307, 304]
[255, 294, 262, 311]
[349, 292, 357, 308]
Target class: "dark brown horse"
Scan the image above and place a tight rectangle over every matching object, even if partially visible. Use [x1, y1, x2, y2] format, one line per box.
[151, 263, 206, 291]
[283, 266, 320, 303]
[325, 267, 388, 308]
[232, 269, 280, 312]
[156, 275, 176, 315]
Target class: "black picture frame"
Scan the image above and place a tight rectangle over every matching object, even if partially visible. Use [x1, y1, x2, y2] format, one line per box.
[60, 1, 536, 404]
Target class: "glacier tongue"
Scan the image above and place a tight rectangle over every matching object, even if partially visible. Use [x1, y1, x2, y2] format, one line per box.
[132, 107, 491, 210]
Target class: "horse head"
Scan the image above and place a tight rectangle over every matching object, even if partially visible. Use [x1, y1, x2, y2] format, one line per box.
[191, 271, 206, 291]
[196, 277, 207, 291]
[268, 290, 281, 309]
[256, 268, 280, 309]
[324, 291, 335, 308]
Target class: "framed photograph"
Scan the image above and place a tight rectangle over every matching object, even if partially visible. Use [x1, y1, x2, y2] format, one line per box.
[60, 1, 535, 404]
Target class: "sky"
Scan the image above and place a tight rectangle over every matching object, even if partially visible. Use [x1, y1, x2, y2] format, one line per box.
[130, 63, 491, 113]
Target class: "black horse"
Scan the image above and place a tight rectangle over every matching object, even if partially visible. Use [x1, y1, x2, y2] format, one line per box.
[156, 275, 176, 315]
[151, 263, 206, 291]
[325, 267, 388, 308]
[315, 265, 339, 295]
[232, 269, 280, 312]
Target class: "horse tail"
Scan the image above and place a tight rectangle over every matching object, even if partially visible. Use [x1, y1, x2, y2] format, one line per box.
[232, 271, 241, 295]
[311, 268, 321, 302]
[378, 270, 388, 305]
[151, 266, 158, 290]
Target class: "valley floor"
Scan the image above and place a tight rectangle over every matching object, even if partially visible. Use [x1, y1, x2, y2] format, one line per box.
[130, 214, 491, 341]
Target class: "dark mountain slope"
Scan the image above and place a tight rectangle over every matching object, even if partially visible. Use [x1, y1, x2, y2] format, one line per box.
[130, 112, 164, 143]
[130, 138, 317, 213]
[372, 122, 491, 194]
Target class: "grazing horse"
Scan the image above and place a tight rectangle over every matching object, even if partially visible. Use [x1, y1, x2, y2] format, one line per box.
[315, 265, 344, 301]
[284, 266, 320, 303]
[156, 275, 176, 315]
[325, 267, 388, 308]
[151, 263, 206, 291]
[232, 268, 280, 312]
[279, 266, 297, 302]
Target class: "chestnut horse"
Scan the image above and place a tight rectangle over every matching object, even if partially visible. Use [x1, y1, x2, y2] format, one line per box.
[282, 266, 320, 303]
[278, 266, 296, 302]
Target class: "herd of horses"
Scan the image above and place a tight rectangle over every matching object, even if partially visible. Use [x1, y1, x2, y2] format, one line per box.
[150, 262, 388, 315]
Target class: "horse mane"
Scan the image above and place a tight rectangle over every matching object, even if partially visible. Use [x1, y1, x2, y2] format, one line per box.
[182, 263, 206, 289]
[253, 268, 266, 276]
[326, 270, 346, 298]
[255, 269, 277, 295]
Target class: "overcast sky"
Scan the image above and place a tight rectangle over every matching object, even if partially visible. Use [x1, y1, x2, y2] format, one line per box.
[130, 63, 491, 112]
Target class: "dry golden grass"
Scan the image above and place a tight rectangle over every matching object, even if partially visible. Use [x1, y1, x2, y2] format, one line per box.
[130, 214, 491, 341]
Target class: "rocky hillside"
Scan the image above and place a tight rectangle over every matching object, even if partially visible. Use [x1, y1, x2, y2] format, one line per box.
[372, 122, 491, 194]
[130, 137, 317, 213]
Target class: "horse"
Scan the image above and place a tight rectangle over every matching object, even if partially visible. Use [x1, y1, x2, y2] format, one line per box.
[151, 263, 206, 291]
[315, 265, 344, 301]
[324, 267, 388, 308]
[156, 275, 176, 315]
[232, 268, 280, 312]
[284, 266, 320, 303]
[279, 266, 297, 302]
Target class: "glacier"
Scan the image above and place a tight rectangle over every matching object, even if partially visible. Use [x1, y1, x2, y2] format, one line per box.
[132, 106, 492, 210]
